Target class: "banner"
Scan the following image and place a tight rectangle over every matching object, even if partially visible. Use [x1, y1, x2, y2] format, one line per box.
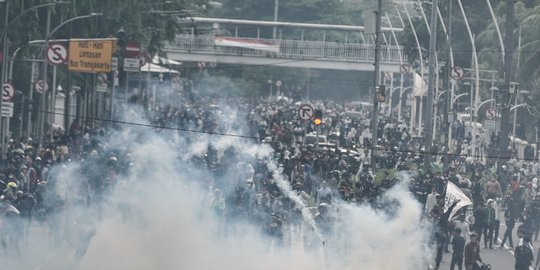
[214, 36, 280, 53]
[68, 40, 113, 73]
[444, 181, 473, 220]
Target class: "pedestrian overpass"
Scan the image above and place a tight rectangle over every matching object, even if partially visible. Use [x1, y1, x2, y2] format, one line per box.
[163, 17, 407, 73]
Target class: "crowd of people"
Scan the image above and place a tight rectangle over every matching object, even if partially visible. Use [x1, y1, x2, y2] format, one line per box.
[0, 93, 540, 269]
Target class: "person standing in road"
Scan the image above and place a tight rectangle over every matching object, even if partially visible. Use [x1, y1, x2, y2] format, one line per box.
[514, 236, 534, 270]
[464, 233, 482, 270]
[425, 187, 438, 215]
[501, 202, 517, 249]
[451, 228, 466, 270]
[484, 177, 502, 199]
[483, 199, 496, 249]
[473, 202, 487, 245]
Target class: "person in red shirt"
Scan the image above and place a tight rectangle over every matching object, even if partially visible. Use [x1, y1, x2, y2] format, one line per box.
[464, 233, 482, 270]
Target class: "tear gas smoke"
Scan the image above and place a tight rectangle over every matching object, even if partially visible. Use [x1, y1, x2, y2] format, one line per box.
[5, 78, 433, 270]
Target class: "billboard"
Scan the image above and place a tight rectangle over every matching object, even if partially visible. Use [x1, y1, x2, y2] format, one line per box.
[68, 40, 113, 73]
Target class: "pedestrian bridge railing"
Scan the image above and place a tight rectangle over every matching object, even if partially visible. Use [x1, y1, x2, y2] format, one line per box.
[164, 34, 406, 63]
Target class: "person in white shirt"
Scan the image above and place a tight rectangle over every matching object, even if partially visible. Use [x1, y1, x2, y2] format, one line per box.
[425, 187, 439, 215]
[452, 213, 472, 241]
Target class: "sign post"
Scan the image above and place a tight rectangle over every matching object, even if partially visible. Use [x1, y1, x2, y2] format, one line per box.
[1, 102, 13, 118]
[2, 83, 15, 102]
[399, 64, 411, 74]
[450, 66, 464, 80]
[34, 80, 48, 94]
[298, 103, 314, 120]
[46, 44, 68, 65]
[68, 39, 113, 73]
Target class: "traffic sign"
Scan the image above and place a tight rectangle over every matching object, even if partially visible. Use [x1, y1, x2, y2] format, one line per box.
[298, 103, 314, 120]
[484, 119, 496, 130]
[399, 64, 411, 74]
[97, 73, 108, 83]
[111, 57, 118, 71]
[275, 80, 282, 87]
[113, 70, 119, 86]
[34, 80, 48, 94]
[123, 58, 140, 72]
[1, 102, 13, 118]
[485, 108, 496, 120]
[450, 66, 464, 80]
[96, 83, 108, 93]
[2, 83, 15, 102]
[46, 44, 68, 65]
[125, 42, 141, 58]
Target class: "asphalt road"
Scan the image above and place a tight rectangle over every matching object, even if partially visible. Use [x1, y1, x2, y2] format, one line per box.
[437, 220, 540, 270]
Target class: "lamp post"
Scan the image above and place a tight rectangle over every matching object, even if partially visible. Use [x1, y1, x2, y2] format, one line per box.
[0, 1, 68, 158]
[452, 92, 470, 108]
[38, 12, 103, 149]
[384, 12, 406, 121]
[510, 90, 529, 144]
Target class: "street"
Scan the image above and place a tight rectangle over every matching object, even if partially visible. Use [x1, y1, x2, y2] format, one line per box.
[436, 219, 540, 270]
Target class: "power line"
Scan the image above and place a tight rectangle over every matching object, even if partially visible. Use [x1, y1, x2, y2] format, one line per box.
[25, 108, 538, 163]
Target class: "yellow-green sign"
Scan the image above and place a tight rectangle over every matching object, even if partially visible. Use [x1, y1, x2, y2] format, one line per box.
[68, 40, 113, 73]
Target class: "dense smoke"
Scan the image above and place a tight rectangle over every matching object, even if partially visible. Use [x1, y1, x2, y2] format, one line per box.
[8, 79, 433, 270]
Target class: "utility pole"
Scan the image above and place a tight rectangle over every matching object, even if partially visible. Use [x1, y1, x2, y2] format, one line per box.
[424, 0, 439, 170]
[38, 7, 51, 150]
[273, 0, 279, 39]
[370, 0, 382, 166]
[443, 0, 452, 169]
[0, 0, 9, 159]
[499, 0, 514, 160]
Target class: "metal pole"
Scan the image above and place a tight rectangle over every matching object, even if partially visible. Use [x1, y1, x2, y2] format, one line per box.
[38, 7, 51, 150]
[49, 65, 57, 141]
[110, 72, 116, 126]
[457, 0, 480, 159]
[28, 60, 36, 138]
[273, 0, 279, 39]
[424, 0, 439, 170]
[0, 0, 9, 159]
[485, 0, 505, 65]
[499, 0, 514, 159]
[513, 93, 517, 144]
[370, 0, 382, 165]
[443, 0, 453, 168]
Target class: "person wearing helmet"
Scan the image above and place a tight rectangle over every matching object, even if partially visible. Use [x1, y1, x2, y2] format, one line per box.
[2, 182, 18, 202]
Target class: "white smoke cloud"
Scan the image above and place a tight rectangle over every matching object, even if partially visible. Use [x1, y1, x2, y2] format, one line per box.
[5, 81, 433, 270]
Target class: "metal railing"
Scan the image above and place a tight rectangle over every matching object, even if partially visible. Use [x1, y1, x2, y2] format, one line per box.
[164, 34, 405, 63]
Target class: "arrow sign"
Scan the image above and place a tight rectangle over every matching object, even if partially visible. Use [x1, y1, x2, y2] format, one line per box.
[46, 44, 68, 65]
[298, 103, 314, 120]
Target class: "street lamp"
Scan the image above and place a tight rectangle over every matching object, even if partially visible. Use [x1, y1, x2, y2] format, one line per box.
[0, 0, 69, 158]
[452, 92, 469, 107]
[38, 12, 103, 149]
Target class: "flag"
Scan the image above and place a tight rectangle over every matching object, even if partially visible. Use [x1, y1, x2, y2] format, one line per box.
[444, 181, 472, 220]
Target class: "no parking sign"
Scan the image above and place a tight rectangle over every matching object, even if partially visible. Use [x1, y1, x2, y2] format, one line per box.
[46, 44, 68, 65]
[35, 80, 48, 94]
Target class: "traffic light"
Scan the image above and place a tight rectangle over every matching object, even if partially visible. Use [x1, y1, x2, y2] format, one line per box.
[376, 85, 386, 102]
[313, 109, 323, 125]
